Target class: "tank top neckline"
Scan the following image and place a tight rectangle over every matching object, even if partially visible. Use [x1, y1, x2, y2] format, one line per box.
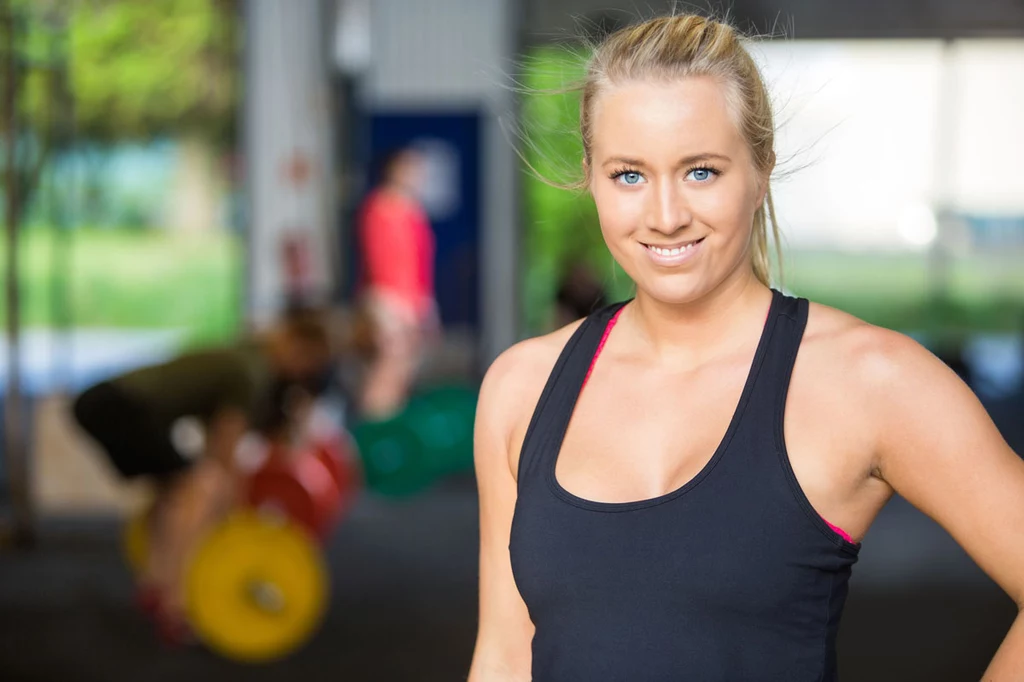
[546, 289, 783, 513]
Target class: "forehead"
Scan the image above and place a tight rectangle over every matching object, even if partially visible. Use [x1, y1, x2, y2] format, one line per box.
[589, 77, 743, 159]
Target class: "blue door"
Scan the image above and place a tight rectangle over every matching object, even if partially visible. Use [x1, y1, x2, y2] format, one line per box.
[361, 111, 482, 331]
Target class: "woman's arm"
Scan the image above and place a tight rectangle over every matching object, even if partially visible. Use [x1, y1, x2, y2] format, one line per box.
[468, 346, 536, 682]
[863, 330, 1024, 680]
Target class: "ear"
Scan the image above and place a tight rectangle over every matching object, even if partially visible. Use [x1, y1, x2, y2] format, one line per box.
[582, 156, 592, 189]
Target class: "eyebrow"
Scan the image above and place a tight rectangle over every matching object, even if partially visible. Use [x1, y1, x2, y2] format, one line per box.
[601, 153, 732, 167]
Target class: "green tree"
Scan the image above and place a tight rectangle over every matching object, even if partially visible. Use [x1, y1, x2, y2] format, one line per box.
[68, 0, 239, 143]
[6, 0, 240, 233]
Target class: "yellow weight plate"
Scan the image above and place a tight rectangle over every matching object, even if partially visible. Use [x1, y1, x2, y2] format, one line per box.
[122, 506, 151, 575]
[184, 511, 329, 663]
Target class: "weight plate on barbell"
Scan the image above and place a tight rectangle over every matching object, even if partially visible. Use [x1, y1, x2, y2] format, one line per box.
[185, 511, 328, 663]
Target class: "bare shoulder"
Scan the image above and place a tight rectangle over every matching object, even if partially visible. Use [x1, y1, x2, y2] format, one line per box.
[794, 300, 976, 479]
[799, 301, 977, 459]
[477, 319, 586, 478]
[481, 319, 585, 400]
[802, 301, 955, 393]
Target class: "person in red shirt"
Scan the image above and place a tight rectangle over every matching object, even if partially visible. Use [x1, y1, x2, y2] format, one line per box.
[357, 147, 438, 418]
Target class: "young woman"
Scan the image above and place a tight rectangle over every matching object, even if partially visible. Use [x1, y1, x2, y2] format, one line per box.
[356, 147, 439, 419]
[469, 14, 1024, 682]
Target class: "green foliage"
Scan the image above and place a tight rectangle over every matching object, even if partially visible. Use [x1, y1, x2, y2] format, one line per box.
[69, 0, 239, 142]
[10, 0, 239, 144]
[12, 1, 68, 136]
[0, 3, 241, 344]
[520, 46, 632, 334]
[3, 0, 239, 240]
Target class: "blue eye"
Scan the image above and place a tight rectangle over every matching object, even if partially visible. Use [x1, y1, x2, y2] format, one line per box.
[615, 171, 644, 186]
[687, 167, 717, 182]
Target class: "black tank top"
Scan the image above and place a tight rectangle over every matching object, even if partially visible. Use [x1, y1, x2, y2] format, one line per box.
[509, 289, 860, 682]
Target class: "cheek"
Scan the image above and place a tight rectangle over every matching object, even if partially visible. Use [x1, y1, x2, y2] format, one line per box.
[592, 185, 642, 237]
[699, 179, 760, 235]
[700, 190, 748, 228]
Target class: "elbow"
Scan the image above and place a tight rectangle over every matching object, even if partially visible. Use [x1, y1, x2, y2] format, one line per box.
[1009, 587, 1024, 612]
[468, 647, 531, 682]
[468, 666, 530, 682]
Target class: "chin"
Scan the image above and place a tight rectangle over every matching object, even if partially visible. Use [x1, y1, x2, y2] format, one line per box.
[635, 274, 710, 307]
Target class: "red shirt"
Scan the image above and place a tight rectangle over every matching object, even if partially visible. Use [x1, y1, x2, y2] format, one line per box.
[357, 189, 436, 320]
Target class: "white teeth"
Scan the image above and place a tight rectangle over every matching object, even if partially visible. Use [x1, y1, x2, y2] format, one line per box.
[648, 242, 696, 256]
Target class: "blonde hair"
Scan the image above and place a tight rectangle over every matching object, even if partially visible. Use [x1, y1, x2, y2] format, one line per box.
[577, 14, 782, 286]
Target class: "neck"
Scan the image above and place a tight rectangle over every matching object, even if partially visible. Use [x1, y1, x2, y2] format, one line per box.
[624, 268, 772, 369]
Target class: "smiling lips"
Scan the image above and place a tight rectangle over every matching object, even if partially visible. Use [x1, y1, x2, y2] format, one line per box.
[641, 237, 705, 266]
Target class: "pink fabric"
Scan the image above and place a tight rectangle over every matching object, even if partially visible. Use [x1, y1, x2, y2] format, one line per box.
[823, 518, 855, 544]
[582, 304, 857, 546]
[582, 307, 624, 390]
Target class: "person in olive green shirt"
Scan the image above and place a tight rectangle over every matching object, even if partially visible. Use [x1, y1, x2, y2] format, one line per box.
[73, 309, 334, 642]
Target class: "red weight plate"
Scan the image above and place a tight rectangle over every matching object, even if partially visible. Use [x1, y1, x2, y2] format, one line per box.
[246, 451, 341, 539]
[314, 436, 361, 504]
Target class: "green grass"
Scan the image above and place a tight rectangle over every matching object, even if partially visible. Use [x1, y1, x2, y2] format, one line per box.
[783, 249, 1024, 336]
[0, 227, 243, 344]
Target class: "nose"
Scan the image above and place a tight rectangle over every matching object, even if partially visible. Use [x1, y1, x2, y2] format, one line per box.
[645, 178, 692, 235]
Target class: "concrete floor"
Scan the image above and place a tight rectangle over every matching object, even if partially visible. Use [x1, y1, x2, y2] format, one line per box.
[0, 473, 1018, 682]
[0, 478, 481, 682]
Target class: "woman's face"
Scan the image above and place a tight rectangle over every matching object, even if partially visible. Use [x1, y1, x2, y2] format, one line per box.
[588, 76, 767, 306]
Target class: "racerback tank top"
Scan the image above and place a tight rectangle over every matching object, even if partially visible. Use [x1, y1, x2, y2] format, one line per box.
[509, 289, 860, 682]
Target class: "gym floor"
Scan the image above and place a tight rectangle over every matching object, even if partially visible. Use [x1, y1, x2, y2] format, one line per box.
[0, 473, 1017, 682]
[2, 388, 1023, 681]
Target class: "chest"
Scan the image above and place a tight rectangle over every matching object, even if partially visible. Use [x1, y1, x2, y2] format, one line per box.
[509, 485, 842, 630]
[556, 353, 755, 504]
[551, 351, 871, 526]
